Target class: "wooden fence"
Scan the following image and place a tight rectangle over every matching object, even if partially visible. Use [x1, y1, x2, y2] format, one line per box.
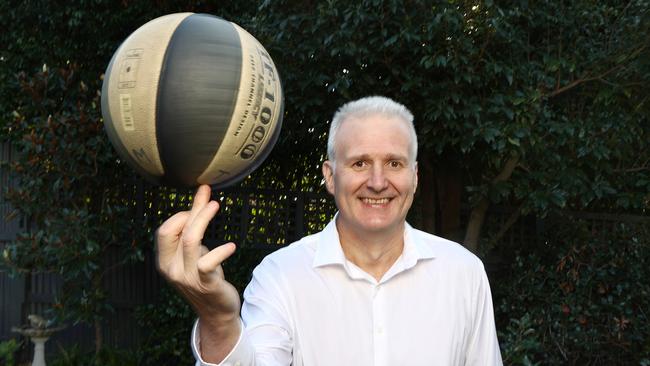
[0, 141, 25, 346]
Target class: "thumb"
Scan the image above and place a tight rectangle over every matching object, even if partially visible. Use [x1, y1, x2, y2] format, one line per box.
[200, 245, 210, 256]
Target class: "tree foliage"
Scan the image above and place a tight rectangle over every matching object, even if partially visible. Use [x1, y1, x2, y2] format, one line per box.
[251, 0, 650, 250]
[1, 63, 145, 351]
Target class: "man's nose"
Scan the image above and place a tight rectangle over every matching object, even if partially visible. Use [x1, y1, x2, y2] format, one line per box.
[366, 165, 389, 191]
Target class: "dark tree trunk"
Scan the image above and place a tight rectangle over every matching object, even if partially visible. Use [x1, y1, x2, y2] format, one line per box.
[434, 153, 463, 243]
[418, 150, 463, 243]
[464, 155, 519, 253]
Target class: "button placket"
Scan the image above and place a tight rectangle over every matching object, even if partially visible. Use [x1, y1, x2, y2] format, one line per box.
[372, 284, 389, 366]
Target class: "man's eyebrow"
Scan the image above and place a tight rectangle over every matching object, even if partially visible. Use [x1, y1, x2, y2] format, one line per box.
[345, 153, 408, 161]
[344, 153, 371, 162]
[385, 153, 408, 161]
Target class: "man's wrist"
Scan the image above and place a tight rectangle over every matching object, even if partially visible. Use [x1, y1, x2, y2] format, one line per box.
[198, 312, 241, 337]
[198, 308, 239, 324]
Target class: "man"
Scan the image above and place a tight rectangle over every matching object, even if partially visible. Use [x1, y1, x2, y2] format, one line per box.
[156, 96, 503, 365]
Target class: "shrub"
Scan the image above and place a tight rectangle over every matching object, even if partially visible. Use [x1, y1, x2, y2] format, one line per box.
[496, 216, 650, 365]
[133, 285, 195, 366]
[0, 338, 22, 366]
[50, 344, 137, 366]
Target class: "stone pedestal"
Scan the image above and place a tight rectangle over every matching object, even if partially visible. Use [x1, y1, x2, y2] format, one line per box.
[30, 336, 48, 366]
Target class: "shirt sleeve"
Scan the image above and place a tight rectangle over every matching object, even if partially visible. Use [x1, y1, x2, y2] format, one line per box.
[465, 261, 503, 366]
[192, 319, 255, 366]
[191, 257, 294, 366]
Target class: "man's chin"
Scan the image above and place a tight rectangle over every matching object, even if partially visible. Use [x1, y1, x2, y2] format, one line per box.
[358, 218, 401, 234]
[337, 211, 404, 235]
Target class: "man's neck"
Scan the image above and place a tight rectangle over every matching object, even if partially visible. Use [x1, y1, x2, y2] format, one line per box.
[336, 220, 405, 282]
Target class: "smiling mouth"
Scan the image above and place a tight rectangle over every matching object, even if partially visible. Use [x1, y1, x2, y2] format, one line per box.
[361, 197, 391, 205]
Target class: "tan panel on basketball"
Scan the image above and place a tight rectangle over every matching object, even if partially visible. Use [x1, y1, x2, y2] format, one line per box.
[197, 23, 283, 184]
[103, 13, 192, 176]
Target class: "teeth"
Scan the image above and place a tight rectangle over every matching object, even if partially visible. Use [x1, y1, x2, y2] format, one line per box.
[362, 198, 389, 205]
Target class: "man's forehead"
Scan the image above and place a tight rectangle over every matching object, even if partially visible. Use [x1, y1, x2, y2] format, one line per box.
[337, 117, 411, 149]
[338, 140, 415, 167]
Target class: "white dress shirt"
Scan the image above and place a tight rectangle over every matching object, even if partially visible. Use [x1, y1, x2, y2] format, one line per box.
[192, 219, 503, 366]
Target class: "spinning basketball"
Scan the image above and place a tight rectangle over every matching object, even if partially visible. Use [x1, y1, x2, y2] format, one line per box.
[101, 13, 283, 188]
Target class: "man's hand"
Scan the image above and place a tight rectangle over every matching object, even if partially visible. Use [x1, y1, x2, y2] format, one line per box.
[155, 185, 241, 361]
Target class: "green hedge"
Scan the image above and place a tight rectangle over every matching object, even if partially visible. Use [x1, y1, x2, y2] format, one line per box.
[496, 217, 650, 365]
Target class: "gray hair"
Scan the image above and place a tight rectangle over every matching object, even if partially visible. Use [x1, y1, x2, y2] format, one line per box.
[327, 96, 418, 165]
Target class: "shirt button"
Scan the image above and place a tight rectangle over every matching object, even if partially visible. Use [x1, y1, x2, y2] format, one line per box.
[377, 326, 384, 334]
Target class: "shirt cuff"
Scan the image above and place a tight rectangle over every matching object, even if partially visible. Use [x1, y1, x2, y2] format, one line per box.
[192, 318, 255, 366]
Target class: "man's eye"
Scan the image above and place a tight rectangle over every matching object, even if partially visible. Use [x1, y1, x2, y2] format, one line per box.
[353, 161, 365, 168]
[389, 161, 402, 168]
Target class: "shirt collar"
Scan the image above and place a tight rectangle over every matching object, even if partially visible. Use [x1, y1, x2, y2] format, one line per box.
[312, 216, 347, 267]
[312, 214, 437, 270]
[400, 221, 436, 266]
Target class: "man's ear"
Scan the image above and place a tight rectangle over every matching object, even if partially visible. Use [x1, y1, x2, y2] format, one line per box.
[322, 161, 335, 194]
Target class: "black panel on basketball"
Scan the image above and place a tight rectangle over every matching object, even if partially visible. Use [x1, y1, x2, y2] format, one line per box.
[156, 14, 242, 187]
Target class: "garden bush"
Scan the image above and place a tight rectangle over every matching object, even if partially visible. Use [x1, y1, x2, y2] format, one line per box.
[133, 285, 195, 366]
[496, 215, 650, 365]
[49, 344, 138, 366]
[0, 338, 22, 366]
